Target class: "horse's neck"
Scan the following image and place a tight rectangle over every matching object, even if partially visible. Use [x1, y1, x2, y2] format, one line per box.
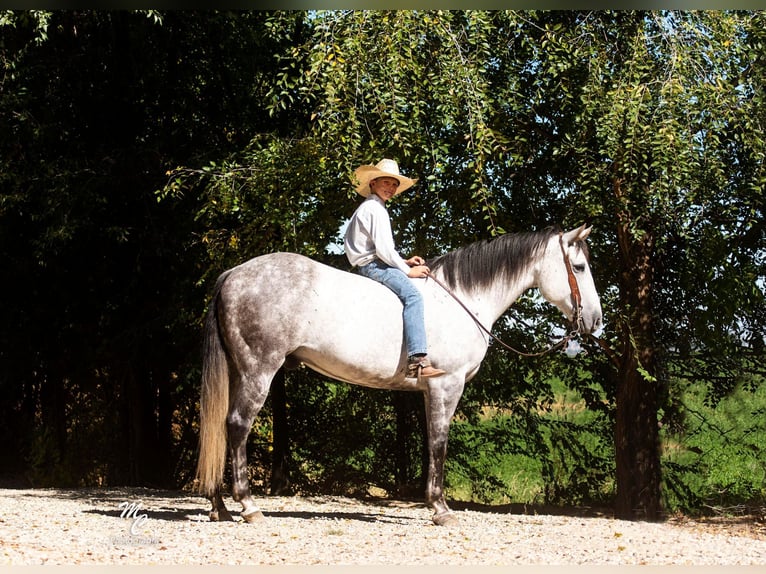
[435, 268, 535, 327]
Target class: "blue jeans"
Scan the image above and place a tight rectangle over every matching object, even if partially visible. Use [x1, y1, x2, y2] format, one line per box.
[358, 260, 427, 358]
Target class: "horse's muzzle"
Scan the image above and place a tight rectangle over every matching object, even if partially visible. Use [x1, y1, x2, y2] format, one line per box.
[581, 311, 602, 335]
[571, 308, 602, 335]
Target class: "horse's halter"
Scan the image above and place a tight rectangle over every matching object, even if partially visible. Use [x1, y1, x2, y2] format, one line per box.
[558, 232, 584, 336]
[428, 231, 585, 357]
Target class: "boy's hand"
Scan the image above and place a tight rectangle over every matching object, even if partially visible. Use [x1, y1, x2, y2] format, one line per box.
[407, 265, 430, 278]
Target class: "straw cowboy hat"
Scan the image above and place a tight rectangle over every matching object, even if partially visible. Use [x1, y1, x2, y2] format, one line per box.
[353, 159, 418, 197]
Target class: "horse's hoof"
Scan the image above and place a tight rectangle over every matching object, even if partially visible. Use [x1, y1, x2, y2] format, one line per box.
[242, 509, 265, 523]
[210, 509, 234, 522]
[432, 511, 459, 526]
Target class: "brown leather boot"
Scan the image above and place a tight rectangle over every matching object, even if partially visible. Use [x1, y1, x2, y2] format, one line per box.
[406, 356, 446, 378]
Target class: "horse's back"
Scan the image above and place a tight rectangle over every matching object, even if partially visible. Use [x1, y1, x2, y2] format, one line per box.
[220, 252, 384, 309]
[215, 253, 411, 385]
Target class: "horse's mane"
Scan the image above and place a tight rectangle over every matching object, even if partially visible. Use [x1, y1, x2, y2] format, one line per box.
[428, 227, 575, 293]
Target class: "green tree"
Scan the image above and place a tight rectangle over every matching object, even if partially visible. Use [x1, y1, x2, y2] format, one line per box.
[552, 11, 765, 518]
[0, 10, 305, 486]
[266, 10, 766, 517]
[164, 10, 552, 496]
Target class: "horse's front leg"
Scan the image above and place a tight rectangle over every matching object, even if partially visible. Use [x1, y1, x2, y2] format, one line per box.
[425, 433, 457, 526]
[423, 378, 465, 526]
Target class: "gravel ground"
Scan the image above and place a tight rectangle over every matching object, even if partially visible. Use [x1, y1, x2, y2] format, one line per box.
[1, 487, 765, 566]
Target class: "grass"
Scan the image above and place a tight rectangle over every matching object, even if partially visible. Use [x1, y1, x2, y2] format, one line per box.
[445, 375, 766, 514]
[662, 379, 766, 512]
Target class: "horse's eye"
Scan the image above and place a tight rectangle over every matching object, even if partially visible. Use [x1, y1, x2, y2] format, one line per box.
[573, 264, 586, 273]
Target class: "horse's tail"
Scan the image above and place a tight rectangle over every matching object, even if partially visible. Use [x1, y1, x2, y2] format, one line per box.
[195, 270, 232, 497]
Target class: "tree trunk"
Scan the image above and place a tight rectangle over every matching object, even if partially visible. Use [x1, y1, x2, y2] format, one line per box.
[614, 220, 662, 520]
[615, 348, 662, 519]
[156, 375, 174, 487]
[270, 369, 291, 495]
[39, 371, 68, 484]
[393, 393, 412, 494]
[393, 392, 425, 498]
[124, 366, 162, 487]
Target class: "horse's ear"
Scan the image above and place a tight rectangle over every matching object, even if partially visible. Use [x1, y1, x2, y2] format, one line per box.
[563, 224, 591, 245]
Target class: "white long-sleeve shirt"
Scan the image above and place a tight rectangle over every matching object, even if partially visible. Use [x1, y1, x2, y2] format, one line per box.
[344, 194, 410, 273]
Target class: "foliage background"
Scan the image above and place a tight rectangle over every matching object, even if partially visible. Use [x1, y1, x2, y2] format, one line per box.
[1, 10, 764, 517]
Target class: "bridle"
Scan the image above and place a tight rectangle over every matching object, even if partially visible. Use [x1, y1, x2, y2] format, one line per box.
[559, 232, 584, 335]
[427, 232, 584, 358]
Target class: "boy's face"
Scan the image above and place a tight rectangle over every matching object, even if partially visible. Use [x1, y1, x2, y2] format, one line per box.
[370, 176, 400, 201]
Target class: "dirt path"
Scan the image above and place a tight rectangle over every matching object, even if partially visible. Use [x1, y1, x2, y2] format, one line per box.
[1, 487, 764, 565]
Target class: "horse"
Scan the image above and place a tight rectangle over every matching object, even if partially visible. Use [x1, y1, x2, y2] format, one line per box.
[195, 224, 603, 526]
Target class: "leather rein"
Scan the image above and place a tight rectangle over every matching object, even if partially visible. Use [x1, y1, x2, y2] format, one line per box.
[427, 232, 584, 358]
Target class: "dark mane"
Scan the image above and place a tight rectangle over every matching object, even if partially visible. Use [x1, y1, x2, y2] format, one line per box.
[428, 227, 562, 292]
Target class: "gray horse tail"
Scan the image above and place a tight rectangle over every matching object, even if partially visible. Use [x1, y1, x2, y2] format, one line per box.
[195, 270, 232, 497]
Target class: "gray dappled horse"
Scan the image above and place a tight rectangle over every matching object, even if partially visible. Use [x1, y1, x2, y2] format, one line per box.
[196, 225, 602, 526]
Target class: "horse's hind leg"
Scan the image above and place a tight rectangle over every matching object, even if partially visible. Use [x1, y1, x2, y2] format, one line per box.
[208, 487, 234, 522]
[227, 364, 276, 523]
